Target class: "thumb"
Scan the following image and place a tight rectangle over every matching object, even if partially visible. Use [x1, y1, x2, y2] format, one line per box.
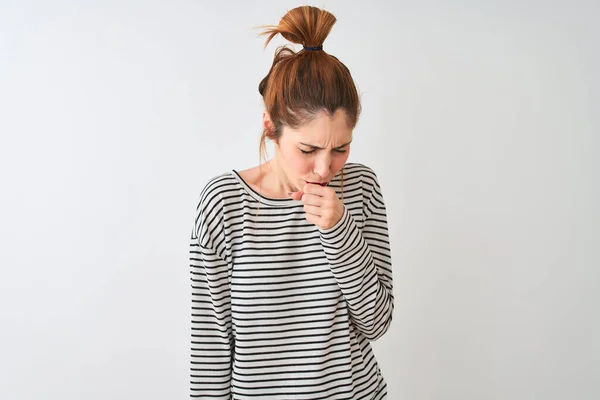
[287, 191, 304, 201]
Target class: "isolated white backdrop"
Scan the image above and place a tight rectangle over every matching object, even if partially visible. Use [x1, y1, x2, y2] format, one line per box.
[1, 0, 598, 399]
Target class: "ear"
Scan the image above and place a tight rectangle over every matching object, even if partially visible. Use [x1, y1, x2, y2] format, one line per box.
[262, 111, 273, 133]
[263, 111, 282, 146]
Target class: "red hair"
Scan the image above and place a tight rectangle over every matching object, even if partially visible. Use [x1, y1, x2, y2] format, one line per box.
[256, 5, 362, 165]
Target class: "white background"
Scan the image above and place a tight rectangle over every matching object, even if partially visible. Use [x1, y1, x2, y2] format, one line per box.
[1, 0, 598, 399]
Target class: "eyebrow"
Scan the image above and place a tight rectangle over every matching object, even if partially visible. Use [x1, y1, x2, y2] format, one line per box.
[299, 140, 353, 150]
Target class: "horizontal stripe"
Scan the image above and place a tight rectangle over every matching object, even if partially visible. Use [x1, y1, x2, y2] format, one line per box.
[190, 162, 393, 399]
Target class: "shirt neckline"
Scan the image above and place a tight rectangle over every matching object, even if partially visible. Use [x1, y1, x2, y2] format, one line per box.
[230, 169, 300, 207]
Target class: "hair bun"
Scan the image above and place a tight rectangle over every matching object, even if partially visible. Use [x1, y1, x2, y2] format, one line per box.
[257, 5, 336, 49]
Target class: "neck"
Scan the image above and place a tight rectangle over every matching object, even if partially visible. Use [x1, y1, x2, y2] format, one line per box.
[260, 158, 299, 197]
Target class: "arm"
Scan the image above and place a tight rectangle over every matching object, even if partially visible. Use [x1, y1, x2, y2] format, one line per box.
[319, 171, 394, 340]
[189, 235, 232, 398]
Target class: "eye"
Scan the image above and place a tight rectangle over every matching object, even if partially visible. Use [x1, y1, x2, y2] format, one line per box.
[300, 148, 348, 155]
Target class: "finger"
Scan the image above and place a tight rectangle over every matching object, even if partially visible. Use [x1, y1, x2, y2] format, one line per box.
[287, 191, 304, 201]
[304, 212, 320, 226]
[303, 183, 326, 197]
[303, 203, 322, 216]
[301, 192, 325, 206]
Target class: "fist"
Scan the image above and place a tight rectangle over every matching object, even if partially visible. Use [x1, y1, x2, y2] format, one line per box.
[288, 183, 344, 230]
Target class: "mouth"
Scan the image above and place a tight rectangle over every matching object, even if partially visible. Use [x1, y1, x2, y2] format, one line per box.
[306, 181, 328, 186]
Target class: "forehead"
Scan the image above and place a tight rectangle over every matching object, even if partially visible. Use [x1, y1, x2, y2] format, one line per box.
[283, 110, 353, 146]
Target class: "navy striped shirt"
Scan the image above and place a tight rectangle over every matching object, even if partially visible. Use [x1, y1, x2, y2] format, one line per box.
[190, 162, 394, 399]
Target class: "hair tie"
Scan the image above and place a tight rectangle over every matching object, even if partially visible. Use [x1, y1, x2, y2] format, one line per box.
[303, 45, 323, 51]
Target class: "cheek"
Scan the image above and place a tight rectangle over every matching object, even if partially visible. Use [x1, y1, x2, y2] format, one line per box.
[286, 149, 312, 172]
[334, 151, 350, 167]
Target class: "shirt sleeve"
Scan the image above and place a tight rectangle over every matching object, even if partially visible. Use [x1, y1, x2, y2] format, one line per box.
[189, 190, 233, 398]
[319, 169, 394, 341]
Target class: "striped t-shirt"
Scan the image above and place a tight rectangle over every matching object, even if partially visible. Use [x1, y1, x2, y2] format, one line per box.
[190, 162, 394, 399]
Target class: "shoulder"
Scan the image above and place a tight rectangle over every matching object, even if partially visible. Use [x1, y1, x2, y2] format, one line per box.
[192, 170, 236, 250]
[342, 162, 382, 191]
[197, 171, 236, 206]
[341, 162, 386, 218]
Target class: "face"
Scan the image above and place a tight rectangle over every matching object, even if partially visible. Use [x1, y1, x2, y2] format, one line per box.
[266, 109, 353, 192]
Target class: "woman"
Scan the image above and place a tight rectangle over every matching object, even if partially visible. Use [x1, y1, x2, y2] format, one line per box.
[190, 6, 394, 399]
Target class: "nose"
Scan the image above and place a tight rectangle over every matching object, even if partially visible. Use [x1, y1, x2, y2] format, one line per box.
[313, 153, 331, 179]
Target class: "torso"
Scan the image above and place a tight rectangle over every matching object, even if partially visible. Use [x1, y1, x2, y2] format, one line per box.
[191, 162, 390, 399]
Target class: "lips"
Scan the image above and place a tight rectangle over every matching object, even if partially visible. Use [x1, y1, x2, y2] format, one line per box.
[306, 181, 328, 186]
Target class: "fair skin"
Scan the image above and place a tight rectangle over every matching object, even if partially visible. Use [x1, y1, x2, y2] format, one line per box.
[239, 109, 353, 230]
